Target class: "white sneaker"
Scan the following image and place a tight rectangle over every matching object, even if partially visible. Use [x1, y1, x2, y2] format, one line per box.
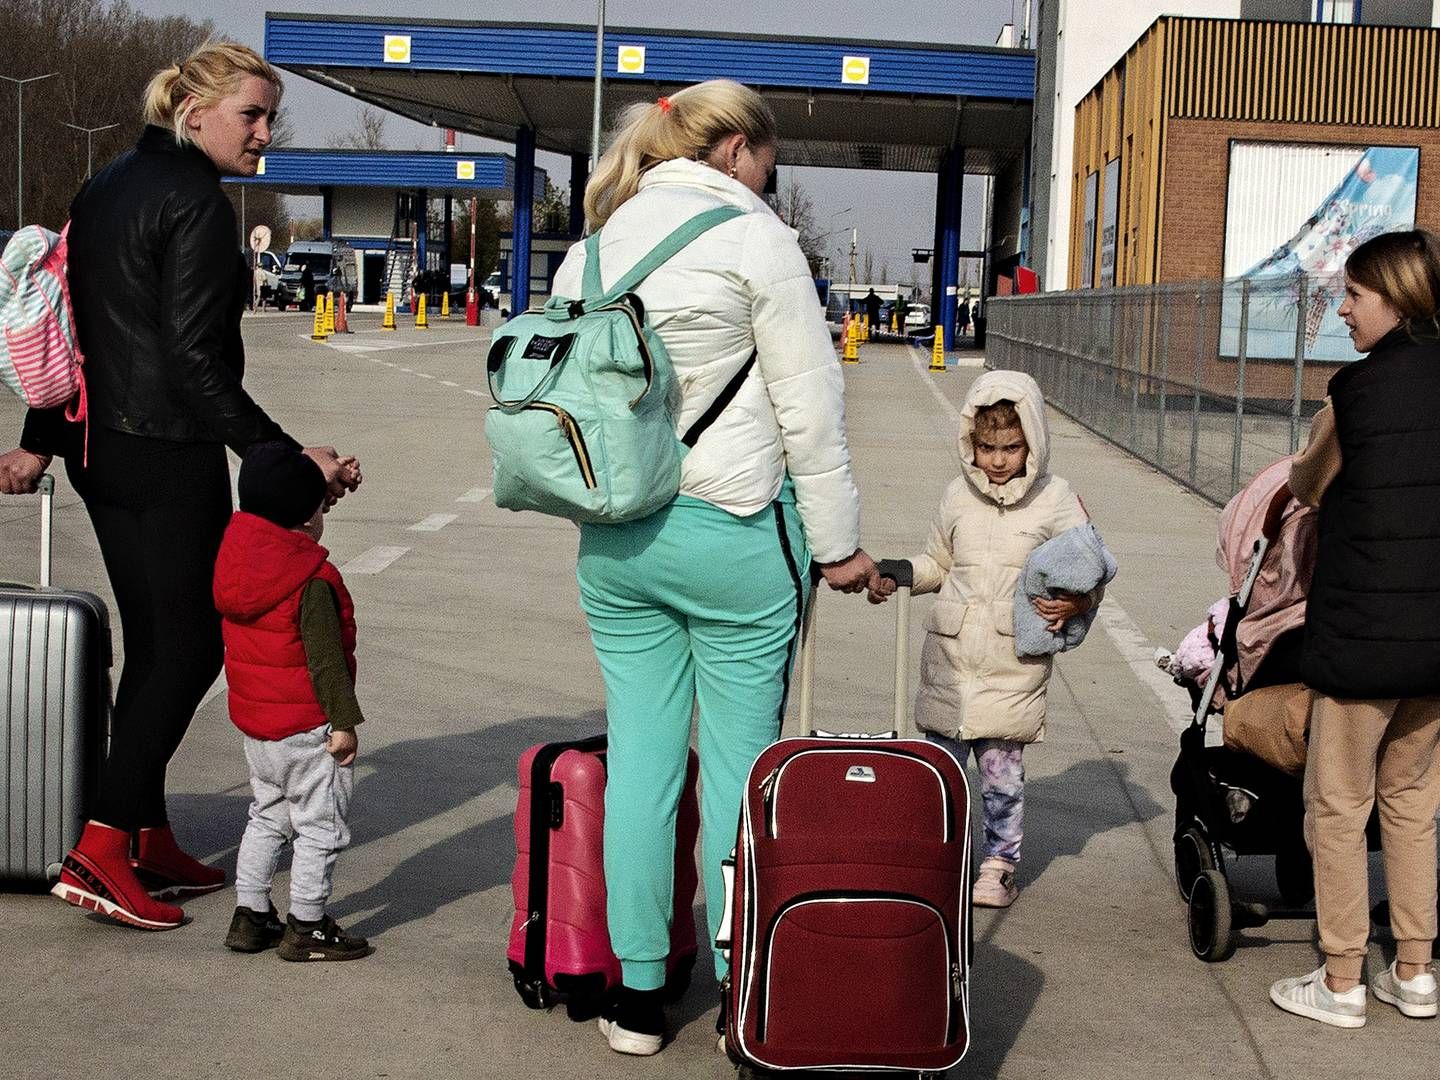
[1372, 961, 1438, 1019]
[972, 857, 1018, 908]
[1270, 966, 1367, 1028]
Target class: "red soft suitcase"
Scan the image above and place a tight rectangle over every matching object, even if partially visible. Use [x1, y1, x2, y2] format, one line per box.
[507, 734, 699, 1016]
[717, 561, 972, 1076]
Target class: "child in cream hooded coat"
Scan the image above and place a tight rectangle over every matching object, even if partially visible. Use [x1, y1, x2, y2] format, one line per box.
[872, 369, 1098, 907]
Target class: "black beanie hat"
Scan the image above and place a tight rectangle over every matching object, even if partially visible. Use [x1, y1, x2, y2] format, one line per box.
[238, 442, 327, 528]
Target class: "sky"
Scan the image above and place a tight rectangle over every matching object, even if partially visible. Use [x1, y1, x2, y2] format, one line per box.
[128, 0, 1024, 278]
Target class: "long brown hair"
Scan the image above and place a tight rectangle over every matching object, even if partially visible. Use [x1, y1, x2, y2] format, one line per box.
[583, 79, 776, 228]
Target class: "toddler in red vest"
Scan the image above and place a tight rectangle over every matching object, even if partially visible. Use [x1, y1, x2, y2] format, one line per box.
[213, 442, 370, 961]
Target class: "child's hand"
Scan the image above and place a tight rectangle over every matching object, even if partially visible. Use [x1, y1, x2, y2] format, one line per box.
[1033, 591, 1092, 632]
[326, 728, 358, 766]
[867, 576, 897, 605]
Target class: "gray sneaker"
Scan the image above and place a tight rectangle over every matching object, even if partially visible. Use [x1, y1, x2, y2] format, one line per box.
[1372, 962, 1438, 1019]
[1270, 966, 1367, 1028]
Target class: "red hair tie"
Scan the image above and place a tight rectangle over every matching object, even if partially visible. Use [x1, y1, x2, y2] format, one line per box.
[657, 96, 672, 113]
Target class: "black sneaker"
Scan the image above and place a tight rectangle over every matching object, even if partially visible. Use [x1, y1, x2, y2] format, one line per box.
[276, 913, 371, 962]
[597, 987, 666, 1056]
[224, 905, 285, 953]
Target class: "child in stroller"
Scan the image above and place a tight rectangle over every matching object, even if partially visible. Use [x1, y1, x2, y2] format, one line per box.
[1166, 457, 1380, 961]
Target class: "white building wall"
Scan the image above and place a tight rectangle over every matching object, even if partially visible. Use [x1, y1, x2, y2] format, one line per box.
[1044, 0, 1242, 289]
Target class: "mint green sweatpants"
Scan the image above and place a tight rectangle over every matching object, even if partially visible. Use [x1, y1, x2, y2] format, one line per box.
[577, 488, 811, 989]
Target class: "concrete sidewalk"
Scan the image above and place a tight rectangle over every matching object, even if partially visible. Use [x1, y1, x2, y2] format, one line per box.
[0, 325, 1432, 1079]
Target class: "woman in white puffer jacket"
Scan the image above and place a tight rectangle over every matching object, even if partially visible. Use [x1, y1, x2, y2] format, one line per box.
[551, 79, 880, 1056]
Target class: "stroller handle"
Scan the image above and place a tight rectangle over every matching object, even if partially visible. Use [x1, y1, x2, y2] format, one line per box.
[1261, 482, 1292, 543]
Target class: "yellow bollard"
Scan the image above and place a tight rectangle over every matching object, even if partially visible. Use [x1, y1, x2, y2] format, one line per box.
[323, 292, 336, 336]
[843, 314, 860, 364]
[441, 288, 451, 320]
[890, 311, 898, 334]
[310, 298, 329, 342]
[859, 314, 868, 343]
[382, 291, 397, 331]
[929, 325, 947, 372]
[415, 293, 429, 330]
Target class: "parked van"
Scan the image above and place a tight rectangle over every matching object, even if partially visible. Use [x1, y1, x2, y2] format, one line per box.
[280, 240, 358, 311]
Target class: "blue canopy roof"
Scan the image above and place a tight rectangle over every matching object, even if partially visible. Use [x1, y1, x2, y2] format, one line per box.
[227, 148, 544, 197]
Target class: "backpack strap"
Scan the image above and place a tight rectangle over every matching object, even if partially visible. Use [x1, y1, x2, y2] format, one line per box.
[588, 205, 746, 303]
[681, 349, 757, 448]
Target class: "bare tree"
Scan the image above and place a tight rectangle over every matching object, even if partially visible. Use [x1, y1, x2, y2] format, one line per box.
[863, 251, 875, 284]
[534, 178, 571, 234]
[768, 171, 823, 276]
[327, 105, 389, 151]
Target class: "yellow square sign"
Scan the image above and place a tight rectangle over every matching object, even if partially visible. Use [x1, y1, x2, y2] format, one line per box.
[255, 156, 266, 176]
[456, 160, 476, 181]
[384, 35, 412, 63]
[841, 55, 870, 85]
[616, 45, 646, 75]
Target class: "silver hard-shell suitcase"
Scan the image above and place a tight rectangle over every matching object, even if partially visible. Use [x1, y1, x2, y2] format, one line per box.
[1, 475, 111, 884]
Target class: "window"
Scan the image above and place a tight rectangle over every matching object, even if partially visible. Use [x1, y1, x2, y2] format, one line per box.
[1314, 0, 1359, 22]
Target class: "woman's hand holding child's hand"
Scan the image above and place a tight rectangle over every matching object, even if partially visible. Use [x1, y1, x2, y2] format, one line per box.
[867, 576, 898, 605]
[1032, 591, 1091, 632]
[326, 728, 358, 766]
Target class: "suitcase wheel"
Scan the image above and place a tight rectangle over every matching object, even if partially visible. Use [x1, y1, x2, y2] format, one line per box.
[512, 972, 552, 1010]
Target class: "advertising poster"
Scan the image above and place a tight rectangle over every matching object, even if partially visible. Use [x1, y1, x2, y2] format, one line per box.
[1099, 159, 1120, 288]
[1221, 145, 1418, 361]
[1081, 171, 1098, 288]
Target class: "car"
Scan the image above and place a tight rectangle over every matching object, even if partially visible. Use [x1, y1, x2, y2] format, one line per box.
[904, 302, 932, 331]
[279, 240, 358, 311]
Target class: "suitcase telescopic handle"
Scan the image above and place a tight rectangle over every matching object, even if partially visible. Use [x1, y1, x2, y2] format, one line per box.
[793, 558, 914, 739]
[38, 474, 53, 588]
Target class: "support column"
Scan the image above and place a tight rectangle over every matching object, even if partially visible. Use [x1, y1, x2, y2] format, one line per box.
[569, 153, 589, 238]
[513, 126, 537, 314]
[321, 186, 333, 239]
[416, 187, 429, 273]
[930, 161, 945, 325]
[937, 148, 964, 349]
[443, 193, 453, 270]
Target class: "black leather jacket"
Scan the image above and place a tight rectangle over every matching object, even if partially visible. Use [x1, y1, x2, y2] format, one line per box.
[22, 126, 293, 456]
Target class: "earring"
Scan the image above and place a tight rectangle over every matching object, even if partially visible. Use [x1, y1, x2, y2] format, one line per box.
[729, 162, 738, 178]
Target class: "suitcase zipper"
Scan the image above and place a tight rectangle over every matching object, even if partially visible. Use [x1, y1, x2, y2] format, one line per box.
[765, 747, 953, 841]
[753, 890, 957, 1045]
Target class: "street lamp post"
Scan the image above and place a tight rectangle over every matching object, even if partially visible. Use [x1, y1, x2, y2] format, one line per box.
[61, 121, 119, 179]
[1, 71, 58, 228]
[589, 0, 605, 172]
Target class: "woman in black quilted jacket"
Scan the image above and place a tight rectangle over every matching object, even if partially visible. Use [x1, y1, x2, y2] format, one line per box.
[0, 42, 360, 931]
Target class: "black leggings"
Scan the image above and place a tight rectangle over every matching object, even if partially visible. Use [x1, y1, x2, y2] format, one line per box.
[66, 427, 232, 830]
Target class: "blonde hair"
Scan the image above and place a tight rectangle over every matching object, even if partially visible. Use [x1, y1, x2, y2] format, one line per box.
[1345, 229, 1440, 329]
[142, 41, 283, 146]
[584, 79, 777, 228]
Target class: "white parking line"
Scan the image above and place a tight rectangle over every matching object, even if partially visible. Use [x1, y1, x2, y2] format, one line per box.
[341, 545, 410, 574]
[408, 513, 458, 532]
[906, 344, 1192, 733]
[415, 372, 435, 380]
[440, 380, 458, 387]
[456, 487, 492, 503]
[465, 388, 487, 398]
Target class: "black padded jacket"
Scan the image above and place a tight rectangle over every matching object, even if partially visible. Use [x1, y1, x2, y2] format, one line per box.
[21, 125, 294, 457]
[1300, 326, 1440, 699]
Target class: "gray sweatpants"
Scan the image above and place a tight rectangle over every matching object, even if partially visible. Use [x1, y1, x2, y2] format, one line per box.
[235, 724, 354, 922]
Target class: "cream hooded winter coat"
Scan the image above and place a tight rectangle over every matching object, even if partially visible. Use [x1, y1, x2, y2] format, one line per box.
[549, 159, 861, 564]
[911, 370, 1088, 743]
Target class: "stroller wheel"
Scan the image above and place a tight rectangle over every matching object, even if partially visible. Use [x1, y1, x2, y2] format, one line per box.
[1189, 868, 1236, 962]
[1275, 848, 1315, 908]
[1174, 828, 1217, 902]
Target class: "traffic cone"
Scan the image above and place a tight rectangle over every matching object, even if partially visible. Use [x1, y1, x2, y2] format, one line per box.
[890, 311, 898, 334]
[415, 293, 429, 330]
[862, 314, 870, 342]
[310, 299, 329, 342]
[382, 291, 396, 331]
[441, 289, 451, 320]
[335, 291, 351, 334]
[323, 292, 336, 336]
[843, 315, 860, 364]
[929, 326, 947, 372]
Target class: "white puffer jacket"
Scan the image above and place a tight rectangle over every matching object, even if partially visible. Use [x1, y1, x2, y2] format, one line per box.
[910, 370, 1089, 743]
[549, 159, 861, 564]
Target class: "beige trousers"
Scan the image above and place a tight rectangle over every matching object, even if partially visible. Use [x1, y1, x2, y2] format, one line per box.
[1304, 694, 1440, 981]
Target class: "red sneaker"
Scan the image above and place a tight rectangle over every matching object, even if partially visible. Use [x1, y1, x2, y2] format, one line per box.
[130, 824, 226, 900]
[51, 822, 185, 930]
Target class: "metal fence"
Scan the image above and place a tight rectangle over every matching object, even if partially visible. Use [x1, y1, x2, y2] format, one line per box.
[985, 276, 1342, 506]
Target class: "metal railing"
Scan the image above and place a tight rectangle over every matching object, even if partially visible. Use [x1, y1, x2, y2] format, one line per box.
[986, 276, 1344, 506]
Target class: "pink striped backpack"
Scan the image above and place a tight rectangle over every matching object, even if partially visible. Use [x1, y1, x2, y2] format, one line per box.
[0, 224, 87, 421]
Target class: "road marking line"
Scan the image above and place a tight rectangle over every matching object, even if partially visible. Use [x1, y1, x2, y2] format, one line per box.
[440, 380, 458, 387]
[398, 367, 414, 373]
[415, 372, 435, 380]
[465, 388, 487, 397]
[906, 344, 1192, 734]
[456, 487, 492, 503]
[353, 337, 477, 351]
[341, 545, 410, 574]
[408, 513, 458, 532]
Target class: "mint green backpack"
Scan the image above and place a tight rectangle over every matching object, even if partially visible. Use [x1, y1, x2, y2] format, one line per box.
[484, 206, 753, 524]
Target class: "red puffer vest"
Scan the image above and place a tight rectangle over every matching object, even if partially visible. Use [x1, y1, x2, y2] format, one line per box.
[212, 511, 357, 740]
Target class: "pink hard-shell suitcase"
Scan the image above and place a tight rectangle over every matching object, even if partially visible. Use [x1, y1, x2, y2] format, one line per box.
[716, 561, 973, 1076]
[507, 734, 699, 1017]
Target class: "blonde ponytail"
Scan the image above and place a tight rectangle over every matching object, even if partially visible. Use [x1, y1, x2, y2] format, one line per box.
[584, 79, 776, 228]
[142, 40, 283, 146]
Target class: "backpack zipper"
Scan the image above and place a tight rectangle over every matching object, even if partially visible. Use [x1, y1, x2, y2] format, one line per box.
[525, 402, 597, 489]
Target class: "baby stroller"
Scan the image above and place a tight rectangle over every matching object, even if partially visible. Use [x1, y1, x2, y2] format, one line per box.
[1168, 460, 1379, 962]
